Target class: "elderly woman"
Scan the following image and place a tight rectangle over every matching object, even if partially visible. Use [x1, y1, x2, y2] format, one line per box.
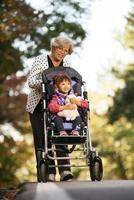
[26, 36, 74, 182]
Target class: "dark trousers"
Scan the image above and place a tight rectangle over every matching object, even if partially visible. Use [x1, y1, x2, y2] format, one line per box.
[53, 116, 82, 133]
[29, 112, 71, 174]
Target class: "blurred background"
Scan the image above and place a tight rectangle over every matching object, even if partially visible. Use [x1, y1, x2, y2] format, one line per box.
[0, 0, 134, 187]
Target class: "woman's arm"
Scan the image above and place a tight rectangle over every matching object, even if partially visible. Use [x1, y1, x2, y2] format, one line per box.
[27, 55, 47, 89]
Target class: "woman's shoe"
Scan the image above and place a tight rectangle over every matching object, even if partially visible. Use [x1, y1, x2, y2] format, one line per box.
[60, 170, 73, 181]
[48, 174, 56, 182]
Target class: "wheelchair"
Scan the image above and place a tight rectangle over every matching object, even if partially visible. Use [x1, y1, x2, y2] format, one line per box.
[36, 66, 103, 182]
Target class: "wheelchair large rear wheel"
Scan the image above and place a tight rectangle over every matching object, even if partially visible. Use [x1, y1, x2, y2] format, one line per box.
[37, 166, 41, 182]
[37, 160, 48, 183]
[90, 156, 103, 181]
[40, 161, 49, 182]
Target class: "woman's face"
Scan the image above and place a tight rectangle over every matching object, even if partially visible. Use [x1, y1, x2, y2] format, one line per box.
[52, 46, 69, 61]
[57, 79, 71, 95]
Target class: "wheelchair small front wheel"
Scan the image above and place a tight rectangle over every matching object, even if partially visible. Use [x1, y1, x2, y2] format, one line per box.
[90, 156, 103, 181]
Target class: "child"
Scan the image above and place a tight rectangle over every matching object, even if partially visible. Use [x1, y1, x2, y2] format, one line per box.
[48, 74, 88, 136]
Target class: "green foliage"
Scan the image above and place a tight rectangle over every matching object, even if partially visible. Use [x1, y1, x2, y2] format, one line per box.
[124, 7, 134, 50]
[0, 0, 45, 81]
[0, 134, 34, 187]
[0, 136, 19, 187]
[108, 4, 134, 123]
[108, 64, 134, 123]
[0, 42, 22, 81]
[99, 3, 134, 180]
[0, 0, 87, 81]
[90, 109, 134, 180]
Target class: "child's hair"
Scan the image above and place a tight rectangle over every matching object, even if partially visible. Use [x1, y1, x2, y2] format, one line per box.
[53, 74, 71, 86]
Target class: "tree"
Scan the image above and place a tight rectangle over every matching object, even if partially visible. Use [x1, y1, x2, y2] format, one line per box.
[108, 6, 134, 123]
[0, 0, 88, 127]
[108, 64, 134, 122]
[87, 5, 134, 180]
[0, 134, 34, 187]
[100, 4, 134, 180]
[123, 7, 134, 50]
[0, 0, 44, 82]
[0, 0, 87, 83]
[0, 0, 88, 125]
[0, 0, 89, 186]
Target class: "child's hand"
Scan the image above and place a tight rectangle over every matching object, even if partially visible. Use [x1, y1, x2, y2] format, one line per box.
[69, 97, 77, 104]
[69, 97, 81, 106]
[65, 103, 76, 110]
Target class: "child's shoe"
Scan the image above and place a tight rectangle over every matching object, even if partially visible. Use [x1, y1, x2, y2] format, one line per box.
[71, 130, 79, 136]
[60, 131, 68, 136]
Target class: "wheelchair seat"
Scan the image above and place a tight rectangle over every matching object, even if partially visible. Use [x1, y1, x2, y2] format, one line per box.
[51, 135, 87, 145]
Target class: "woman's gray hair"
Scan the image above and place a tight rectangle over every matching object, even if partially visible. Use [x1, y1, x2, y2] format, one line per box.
[50, 36, 74, 55]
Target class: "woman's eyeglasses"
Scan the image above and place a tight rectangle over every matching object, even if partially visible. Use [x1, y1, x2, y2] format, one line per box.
[56, 46, 69, 54]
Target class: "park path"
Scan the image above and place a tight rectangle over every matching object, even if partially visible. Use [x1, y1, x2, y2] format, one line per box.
[14, 180, 134, 200]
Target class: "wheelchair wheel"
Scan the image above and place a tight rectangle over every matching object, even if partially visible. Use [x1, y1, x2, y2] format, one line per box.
[90, 156, 103, 181]
[37, 166, 42, 182]
[37, 160, 48, 182]
[40, 161, 49, 183]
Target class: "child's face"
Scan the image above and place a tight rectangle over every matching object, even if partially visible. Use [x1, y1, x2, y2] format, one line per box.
[57, 79, 71, 95]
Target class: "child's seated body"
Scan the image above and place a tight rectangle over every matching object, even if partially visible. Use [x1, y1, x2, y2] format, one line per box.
[48, 74, 88, 136]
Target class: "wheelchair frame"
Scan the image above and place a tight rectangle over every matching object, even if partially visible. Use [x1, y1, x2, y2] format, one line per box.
[36, 68, 103, 182]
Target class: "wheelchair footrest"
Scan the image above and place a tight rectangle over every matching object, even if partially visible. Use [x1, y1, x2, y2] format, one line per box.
[51, 135, 86, 144]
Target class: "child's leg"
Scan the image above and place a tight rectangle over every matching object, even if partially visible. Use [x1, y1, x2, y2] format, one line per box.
[53, 116, 67, 135]
[72, 116, 82, 135]
[53, 116, 64, 132]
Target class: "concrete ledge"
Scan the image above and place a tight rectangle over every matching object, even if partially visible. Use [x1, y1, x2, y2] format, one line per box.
[15, 180, 134, 200]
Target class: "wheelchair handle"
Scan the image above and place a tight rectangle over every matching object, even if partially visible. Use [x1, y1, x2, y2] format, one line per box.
[82, 81, 88, 100]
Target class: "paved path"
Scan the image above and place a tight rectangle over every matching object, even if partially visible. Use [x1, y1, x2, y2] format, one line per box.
[15, 180, 134, 200]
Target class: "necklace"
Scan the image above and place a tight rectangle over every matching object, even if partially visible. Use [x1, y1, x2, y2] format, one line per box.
[49, 54, 61, 67]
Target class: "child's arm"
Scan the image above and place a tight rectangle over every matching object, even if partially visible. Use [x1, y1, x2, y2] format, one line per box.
[69, 97, 89, 108]
[48, 96, 60, 113]
[48, 96, 76, 113]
